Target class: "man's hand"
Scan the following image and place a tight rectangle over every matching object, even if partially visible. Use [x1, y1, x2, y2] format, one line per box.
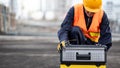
[57, 41, 68, 51]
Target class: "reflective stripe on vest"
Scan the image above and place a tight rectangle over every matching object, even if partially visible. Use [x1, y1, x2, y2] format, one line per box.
[73, 4, 103, 42]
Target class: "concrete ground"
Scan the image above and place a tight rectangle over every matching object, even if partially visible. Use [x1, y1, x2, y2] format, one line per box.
[0, 36, 120, 68]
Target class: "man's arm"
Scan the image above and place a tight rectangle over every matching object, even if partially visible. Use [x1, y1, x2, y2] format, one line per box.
[99, 11, 112, 50]
[58, 7, 74, 42]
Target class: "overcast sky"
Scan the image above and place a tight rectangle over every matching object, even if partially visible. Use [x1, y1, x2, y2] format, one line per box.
[0, 0, 120, 7]
[0, 0, 120, 12]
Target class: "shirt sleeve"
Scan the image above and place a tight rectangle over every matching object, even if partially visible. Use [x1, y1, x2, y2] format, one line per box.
[98, 11, 112, 46]
[58, 6, 74, 42]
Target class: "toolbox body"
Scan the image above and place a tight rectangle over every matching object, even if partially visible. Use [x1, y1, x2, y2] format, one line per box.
[60, 45, 106, 68]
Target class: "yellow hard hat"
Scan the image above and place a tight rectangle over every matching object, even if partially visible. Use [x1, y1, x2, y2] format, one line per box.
[83, 0, 102, 12]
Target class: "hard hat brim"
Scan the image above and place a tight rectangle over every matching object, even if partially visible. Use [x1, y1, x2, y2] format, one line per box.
[84, 6, 101, 12]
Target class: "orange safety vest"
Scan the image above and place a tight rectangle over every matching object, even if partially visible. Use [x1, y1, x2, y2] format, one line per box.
[73, 4, 104, 42]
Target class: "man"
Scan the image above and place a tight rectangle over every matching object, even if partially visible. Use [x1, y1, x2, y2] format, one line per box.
[57, 0, 112, 51]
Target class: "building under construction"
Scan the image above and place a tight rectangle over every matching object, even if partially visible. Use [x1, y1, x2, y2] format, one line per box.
[0, 4, 16, 34]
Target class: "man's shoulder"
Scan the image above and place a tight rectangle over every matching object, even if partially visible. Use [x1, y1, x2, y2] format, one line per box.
[74, 3, 83, 7]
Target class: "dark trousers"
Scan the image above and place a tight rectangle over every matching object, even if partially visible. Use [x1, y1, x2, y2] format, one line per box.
[68, 26, 96, 45]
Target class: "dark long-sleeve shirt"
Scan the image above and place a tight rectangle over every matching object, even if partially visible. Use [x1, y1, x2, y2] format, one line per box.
[58, 6, 112, 48]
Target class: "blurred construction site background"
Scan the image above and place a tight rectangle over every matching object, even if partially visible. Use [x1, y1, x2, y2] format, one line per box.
[0, 0, 120, 37]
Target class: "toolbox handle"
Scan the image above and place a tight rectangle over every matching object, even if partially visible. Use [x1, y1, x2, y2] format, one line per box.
[76, 52, 91, 60]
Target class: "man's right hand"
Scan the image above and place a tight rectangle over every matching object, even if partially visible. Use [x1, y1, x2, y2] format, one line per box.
[57, 41, 67, 51]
